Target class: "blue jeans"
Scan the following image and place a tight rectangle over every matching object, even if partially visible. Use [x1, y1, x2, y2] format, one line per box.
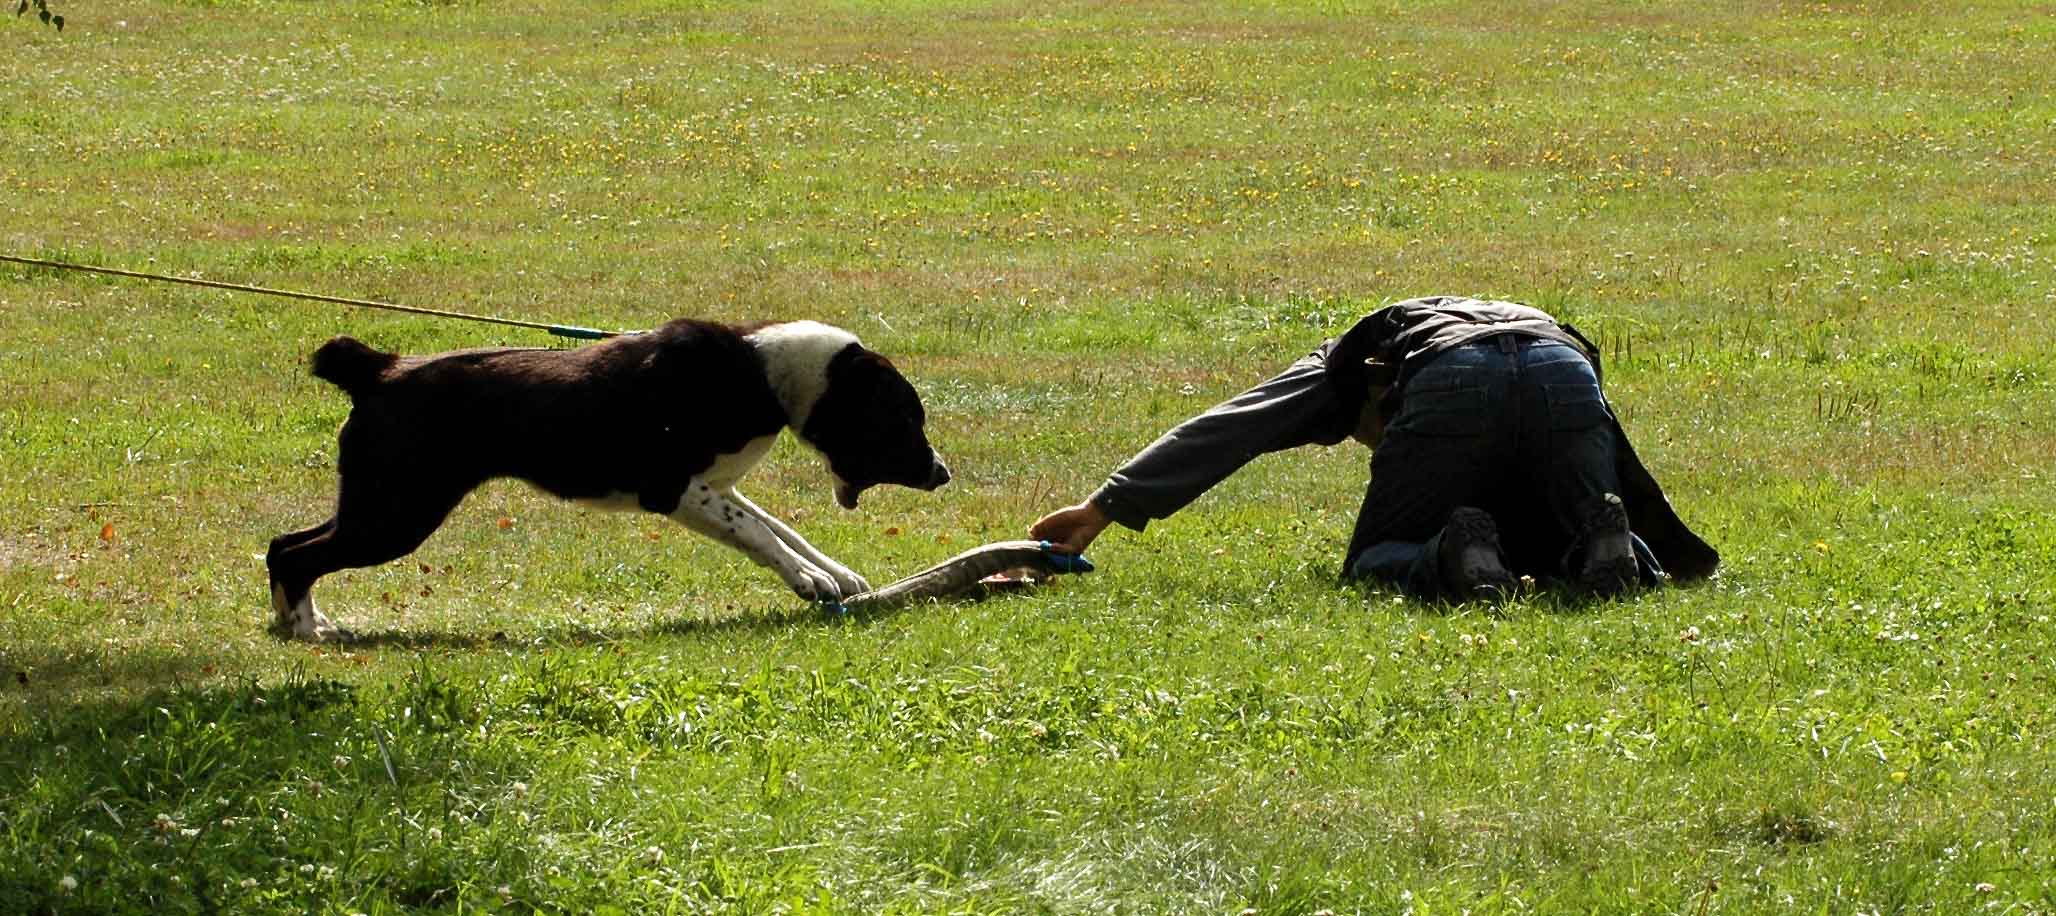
[1345, 336, 1656, 598]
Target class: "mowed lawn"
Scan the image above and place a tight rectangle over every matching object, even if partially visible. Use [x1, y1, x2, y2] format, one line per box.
[4, 1, 2054, 912]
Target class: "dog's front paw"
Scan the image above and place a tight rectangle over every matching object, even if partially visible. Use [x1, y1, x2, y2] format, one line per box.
[781, 564, 847, 603]
[822, 562, 870, 597]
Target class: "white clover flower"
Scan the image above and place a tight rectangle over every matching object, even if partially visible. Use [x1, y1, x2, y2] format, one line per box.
[153, 813, 178, 833]
[59, 875, 78, 893]
[511, 782, 530, 799]
[240, 878, 258, 889]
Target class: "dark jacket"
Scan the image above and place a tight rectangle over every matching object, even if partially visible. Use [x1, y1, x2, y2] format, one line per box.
[1088, 296, 1719, 582]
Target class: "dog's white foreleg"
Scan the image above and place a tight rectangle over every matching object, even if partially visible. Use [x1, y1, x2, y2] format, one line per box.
[726, 490, 870, 596]
[669, 479, 848, 601]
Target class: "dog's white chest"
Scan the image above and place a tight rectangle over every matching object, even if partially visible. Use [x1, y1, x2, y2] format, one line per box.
[572, 434, 779, 512]
[701, 434, 777, 488]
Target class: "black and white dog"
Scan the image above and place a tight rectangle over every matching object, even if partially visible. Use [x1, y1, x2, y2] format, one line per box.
[266, 318, 950, 641]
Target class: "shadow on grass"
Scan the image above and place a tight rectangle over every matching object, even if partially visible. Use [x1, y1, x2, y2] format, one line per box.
[1336, 574, 1651, 618]
[331, 573, 1068, 651]
[330, 603, 838, 651]
[1, 606, 881, 750]
[300, 585, 1020, 652]
[2, 642, 234, 709]
[2, 581, 1052, 720]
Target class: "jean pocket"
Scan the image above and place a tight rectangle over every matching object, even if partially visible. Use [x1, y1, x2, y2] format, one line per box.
[1395, 385, 1488, 436]
[1546, 384, 1612, 430]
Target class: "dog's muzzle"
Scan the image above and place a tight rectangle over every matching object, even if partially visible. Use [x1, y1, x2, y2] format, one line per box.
[921, 458, 952, 491]
[833, 455, 949, 510]
[835, 481, 865, 510]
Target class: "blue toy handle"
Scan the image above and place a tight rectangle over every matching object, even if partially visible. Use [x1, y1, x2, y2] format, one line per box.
[1040, 541, 1094, 574]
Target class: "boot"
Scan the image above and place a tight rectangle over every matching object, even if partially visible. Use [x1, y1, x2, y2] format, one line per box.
[1576, 492, 1638, 597]
[1437, 507, 1514, 599]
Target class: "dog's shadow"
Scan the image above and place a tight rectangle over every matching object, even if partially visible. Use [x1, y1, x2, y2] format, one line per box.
[324, 588, 1029, 652]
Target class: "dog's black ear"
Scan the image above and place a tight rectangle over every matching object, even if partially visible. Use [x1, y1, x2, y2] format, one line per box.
[820, 346, 926, 430]
[839, 348, 906, 394]
[803, 344, 943, 506]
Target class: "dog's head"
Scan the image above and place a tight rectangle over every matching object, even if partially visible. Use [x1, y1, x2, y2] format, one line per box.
[751, 321, 950, 509]
[805, 345, 951, 509]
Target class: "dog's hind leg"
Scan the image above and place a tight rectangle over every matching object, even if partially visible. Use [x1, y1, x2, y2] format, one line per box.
[267, 518, 336, 632]
[266, 479, 468, 641]
[267, 529, 349, 642]
[271, 519, 334, 554]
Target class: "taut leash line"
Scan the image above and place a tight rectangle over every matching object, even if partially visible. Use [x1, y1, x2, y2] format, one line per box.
[0, 254, 624, 341]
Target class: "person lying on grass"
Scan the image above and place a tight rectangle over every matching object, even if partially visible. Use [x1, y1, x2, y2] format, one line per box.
[1030, 296, 1718, 601]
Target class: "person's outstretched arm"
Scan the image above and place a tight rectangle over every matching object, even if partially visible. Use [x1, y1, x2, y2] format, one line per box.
[1031, 342, 1357, 553]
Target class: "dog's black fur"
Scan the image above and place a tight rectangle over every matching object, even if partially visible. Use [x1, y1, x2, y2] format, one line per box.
[266, 317, 948, 640]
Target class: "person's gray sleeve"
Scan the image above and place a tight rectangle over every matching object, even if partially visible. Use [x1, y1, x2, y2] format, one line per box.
[1088, 343, 1352, 532]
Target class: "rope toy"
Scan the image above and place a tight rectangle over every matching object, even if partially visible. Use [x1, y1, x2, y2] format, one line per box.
[826, 540, 1094, 614]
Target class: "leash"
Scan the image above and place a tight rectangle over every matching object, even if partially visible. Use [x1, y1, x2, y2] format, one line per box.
[0, 254, 626, 341]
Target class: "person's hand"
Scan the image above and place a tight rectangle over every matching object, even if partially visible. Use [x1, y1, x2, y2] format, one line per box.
[1030, 500, 1112, 555]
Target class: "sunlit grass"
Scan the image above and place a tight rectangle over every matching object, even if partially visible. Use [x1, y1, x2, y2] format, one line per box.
[3, 1, 2054, 912]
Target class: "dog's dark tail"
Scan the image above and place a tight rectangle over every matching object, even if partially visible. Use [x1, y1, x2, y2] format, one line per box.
[310, 336, 396, 396]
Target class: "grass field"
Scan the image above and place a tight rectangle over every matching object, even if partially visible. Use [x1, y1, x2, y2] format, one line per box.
[4, 1, 2055, 912]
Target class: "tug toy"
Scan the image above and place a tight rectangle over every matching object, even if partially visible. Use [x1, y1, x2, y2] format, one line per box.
[827, 540, 1094, 614]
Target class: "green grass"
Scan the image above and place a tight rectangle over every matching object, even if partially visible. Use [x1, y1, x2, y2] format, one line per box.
[4, 0, 2055, 912]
